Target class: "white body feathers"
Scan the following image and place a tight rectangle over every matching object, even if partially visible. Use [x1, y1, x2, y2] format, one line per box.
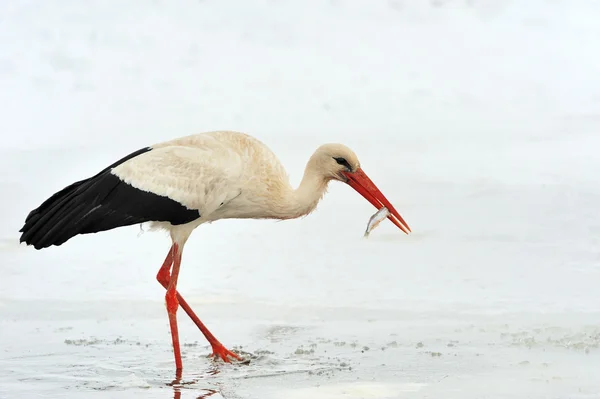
[110, 130, 337, 242]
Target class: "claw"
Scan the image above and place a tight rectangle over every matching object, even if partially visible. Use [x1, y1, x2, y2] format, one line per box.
[209, 344, 241, 363]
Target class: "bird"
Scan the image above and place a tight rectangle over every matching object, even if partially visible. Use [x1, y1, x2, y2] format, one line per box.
[19, 130, 411, 372]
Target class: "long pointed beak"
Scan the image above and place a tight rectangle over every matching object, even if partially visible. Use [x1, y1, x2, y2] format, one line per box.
[342, 168, 411, 234]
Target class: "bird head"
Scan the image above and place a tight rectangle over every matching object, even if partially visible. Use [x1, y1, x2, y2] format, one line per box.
[312, 143, 411, 234]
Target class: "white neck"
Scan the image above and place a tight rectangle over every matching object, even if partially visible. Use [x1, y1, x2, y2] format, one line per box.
[270, 158, 331, 220]
[293, 165, 330, 216]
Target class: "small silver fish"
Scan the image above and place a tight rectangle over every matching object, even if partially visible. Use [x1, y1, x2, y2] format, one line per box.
[364, 207, 390, 238]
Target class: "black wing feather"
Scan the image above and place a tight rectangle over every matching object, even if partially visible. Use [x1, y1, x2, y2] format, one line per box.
[19, 147, 201, 250]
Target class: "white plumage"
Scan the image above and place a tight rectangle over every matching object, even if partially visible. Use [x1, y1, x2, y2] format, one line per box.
[116, 131, 279, 215]
[19, 130, 411, 373]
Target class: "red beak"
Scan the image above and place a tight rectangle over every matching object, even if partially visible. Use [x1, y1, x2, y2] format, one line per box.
[342, 168, 411, 234]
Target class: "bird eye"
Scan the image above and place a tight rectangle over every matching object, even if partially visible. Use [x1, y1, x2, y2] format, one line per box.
[333, 157, 351, 170]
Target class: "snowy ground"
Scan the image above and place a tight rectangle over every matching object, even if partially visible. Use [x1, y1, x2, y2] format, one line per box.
[2, 1, 600, 398]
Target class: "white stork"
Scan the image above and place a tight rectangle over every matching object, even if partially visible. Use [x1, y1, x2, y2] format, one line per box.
[19, 130, 411, 372]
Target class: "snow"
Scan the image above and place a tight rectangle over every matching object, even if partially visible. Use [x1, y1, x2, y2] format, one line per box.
[1, 1, 600, 398]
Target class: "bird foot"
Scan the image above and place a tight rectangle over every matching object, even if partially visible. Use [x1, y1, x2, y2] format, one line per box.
[209, 344, 242, 363]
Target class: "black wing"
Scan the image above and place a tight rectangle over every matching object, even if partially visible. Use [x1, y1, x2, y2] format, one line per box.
[19, 147, 201, 250]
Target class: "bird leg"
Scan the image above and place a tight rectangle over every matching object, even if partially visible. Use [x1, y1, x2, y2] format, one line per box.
[156, 244, 241, 363]
[165, 243, 183, 371]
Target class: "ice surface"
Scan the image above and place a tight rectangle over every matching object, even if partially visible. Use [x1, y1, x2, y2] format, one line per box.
[1, 0, 600, 398]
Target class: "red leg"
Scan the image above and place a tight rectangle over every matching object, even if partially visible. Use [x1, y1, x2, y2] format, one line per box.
[156, 244, 240, 363]
[165, 243, 183, 371]
[156, 244, 175, 286]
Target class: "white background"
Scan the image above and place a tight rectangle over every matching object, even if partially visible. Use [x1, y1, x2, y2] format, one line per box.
[1, 1, 599, 398]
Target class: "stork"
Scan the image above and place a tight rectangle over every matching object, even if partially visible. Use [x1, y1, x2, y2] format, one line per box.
[19, 130, 411, 372]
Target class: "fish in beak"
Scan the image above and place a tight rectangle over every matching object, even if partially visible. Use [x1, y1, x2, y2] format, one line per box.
[342, 168, 411, 234]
